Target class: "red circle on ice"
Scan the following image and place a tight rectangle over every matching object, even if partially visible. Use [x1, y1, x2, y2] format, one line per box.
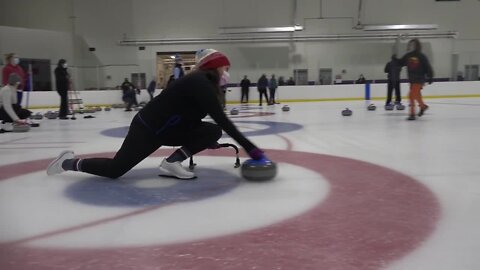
[0, 148, 440, 270]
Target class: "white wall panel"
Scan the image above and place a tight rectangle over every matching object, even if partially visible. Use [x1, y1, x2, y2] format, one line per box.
[1, 0, 480, 90]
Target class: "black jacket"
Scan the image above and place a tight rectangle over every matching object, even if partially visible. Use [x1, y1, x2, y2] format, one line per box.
[55, 67, 69, 91]
[257, 76, 268, 89]
[384, 58, 402, 82]
[399, 51, 434, 84]
[121, 81, 136, 96]
[139, 70, 257, 152]
[240, 78, 251, 89]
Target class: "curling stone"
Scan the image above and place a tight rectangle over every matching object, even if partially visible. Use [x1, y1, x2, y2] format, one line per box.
[44, 111, 58, 119]
[13, 123, 30, 132]
[385, 104, 394, 111]
[31, 112, 43, 120]
[95, 107, 102, 112]
[230, 108, 239, 115]
[134, 106, 142, 111]
[104, 107, 111, 111]
[396, 104, 405, 110]
[367, 104, 377, 111]
[341, 108, 352, 116]
[282, 105, 290, 112]
[241, 159, 277, 182]
[83, 108, 97, 113]
[111, 104, 125, 109]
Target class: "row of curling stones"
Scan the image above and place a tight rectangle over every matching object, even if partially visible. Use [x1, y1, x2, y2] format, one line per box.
[385, 103, 405, 111]
[44, 107, 112, 119]
[341, 104, 375, 116]
[30, 112, 43, 120]
[367, 103, 405, 111]
[73, 108, 96, 114]
[241, 158, 277, 182]
[342, 103, 406, 116]
[44, 111, 59, 119]
[230, 105, 290, 115]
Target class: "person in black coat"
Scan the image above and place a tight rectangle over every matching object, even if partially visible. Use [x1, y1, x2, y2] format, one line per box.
[240, 75, 251, 103]
[257, 74, 269, 106]
[54, 59, 70, 119]
[47, 50, 272, 180]
[384, 55, 402, 106]
[121, 78, 138, 111]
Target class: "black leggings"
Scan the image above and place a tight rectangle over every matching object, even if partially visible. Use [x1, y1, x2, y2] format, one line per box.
[386, 80, 401, 104]
[258, 88, 268, 105]
[0, 104, 31, 122]
[123, 90, 138, 110]
[58, 89, 68, 117]
[241, 88, 249, 103]
[80, 117, 222, 179]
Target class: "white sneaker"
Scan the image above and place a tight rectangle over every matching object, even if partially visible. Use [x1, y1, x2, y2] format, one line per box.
[2, 122, 13, 131]
[158, 158, 196, 180]
[46, 150, 75, 176]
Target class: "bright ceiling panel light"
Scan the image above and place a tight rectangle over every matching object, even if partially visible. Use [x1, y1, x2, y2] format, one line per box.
[218, 24, 304, 34]
[362, 24, 438, 31]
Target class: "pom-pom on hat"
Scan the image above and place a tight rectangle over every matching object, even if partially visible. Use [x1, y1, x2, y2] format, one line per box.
[195, 49, 230, 70]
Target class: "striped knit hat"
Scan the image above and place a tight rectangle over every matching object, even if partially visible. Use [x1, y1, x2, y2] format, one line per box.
[195, 49, 230, 70]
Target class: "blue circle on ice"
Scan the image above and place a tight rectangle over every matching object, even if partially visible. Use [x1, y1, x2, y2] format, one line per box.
[101, 120, 303, 138]
[64, 168, 239, 207]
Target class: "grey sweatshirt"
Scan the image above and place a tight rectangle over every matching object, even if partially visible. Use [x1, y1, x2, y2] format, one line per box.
[0, 85, 19, 121]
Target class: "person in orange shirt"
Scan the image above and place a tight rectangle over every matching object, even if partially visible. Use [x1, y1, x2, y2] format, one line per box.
[399, 39, 434, 120]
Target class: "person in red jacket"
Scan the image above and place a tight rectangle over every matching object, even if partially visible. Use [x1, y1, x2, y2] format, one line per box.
[2, 53, 26, 106]
[399, 39, 434, 120]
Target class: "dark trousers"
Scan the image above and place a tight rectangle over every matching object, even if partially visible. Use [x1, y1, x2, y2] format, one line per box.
[80, 118, 222, 179]
[268, 88, 277, 104]
[386, 80, 401, 104]
[258, 88, 269, 105]
[123, 90, 138, 110]
[241, 87, 249, 103]
[0, 104, 31, 122]
[58, 89, 68, 117]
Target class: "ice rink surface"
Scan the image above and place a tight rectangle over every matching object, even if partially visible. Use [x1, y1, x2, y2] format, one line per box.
[1, 98, 479, 270]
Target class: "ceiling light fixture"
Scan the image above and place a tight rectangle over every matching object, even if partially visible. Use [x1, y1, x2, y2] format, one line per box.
[362, 24, 438, 31]
[218, 24, 304, 34]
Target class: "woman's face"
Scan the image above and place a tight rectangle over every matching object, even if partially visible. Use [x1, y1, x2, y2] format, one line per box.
[407, 41, 416, 52]
[217, 66, 229, 76]
[10, 55, 19, 65]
